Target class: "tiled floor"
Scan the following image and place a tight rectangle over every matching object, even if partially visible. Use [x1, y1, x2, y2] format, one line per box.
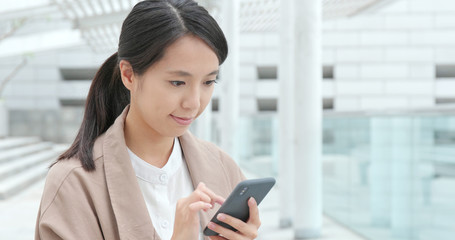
[256, 187, 365, 240]
[0, 179, 365, 240]
[0, 180, 44, 240]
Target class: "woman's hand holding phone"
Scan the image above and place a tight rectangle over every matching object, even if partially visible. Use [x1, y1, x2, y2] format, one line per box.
[171, 182, 225, 240]
[173, 177, 274, 240]
[203, 177, 275, 239]
[206, 197, 261, 240]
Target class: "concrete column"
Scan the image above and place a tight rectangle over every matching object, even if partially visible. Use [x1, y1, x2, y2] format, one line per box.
[390, 117, 414, 239]
[219, 0, 239, 159]
[0, 100, 8, 137]
[293, 0, 323, 238]
[278, 0, 295, 229]
[369, 117, 391, 227]
[193, 101, 212, 141]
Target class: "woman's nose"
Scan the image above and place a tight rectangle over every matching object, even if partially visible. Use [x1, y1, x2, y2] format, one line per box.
[182, 87, 201, 111]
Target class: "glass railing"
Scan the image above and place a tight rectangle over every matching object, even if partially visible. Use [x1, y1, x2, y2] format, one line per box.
[231, 108, 455, 240]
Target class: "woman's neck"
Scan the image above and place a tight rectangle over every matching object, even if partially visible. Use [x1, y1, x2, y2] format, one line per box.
[124, 109, 174, 168]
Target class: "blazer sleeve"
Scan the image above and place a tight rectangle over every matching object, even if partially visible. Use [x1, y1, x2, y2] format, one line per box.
[35, 163, 104, 240]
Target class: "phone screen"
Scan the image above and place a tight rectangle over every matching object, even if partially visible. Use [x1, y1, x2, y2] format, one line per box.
[203, 177, 275, 236]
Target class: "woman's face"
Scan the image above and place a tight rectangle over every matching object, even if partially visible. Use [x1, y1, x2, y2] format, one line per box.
[123, 35, 219, 138]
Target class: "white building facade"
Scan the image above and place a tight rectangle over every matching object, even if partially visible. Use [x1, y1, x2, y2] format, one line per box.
[1, 0, 454, 142]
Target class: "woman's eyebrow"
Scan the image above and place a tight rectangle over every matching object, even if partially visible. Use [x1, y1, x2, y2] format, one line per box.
[167, 70, 219, 77]
[207, 70, 219, 76]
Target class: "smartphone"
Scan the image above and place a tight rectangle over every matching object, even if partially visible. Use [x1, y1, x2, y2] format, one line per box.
[203, 177, 276, 236]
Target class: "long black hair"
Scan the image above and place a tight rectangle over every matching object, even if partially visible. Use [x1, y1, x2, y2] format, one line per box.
[58, 0, 228, 171]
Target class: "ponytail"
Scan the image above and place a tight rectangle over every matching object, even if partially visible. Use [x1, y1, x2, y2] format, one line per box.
[57, 52, 130, 171]
[55, 0, 228, 171]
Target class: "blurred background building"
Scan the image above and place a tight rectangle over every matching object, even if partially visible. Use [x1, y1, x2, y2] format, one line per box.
[0, 0, 454, 239]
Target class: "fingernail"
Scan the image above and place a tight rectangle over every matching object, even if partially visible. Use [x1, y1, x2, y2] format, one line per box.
[217, 213, 226, 221]
[249, 197, 257, 204]
[208, 222, 216, 229]
[206, 203, 213, 208]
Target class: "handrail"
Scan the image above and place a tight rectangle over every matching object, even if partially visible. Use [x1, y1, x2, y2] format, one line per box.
[323, 104, 455, 118]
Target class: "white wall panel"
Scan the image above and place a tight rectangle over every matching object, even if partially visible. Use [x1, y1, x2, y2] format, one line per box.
[0, 67, 35, 83]
[336, 48, 384, 62]
[385, 81, 434, 95]
[239, 33, 262, 48]
[410, 31, 455, 46]
[335, 16, 384, 30]
[323, 32, 360, 47]
[322, 80, 334, 97]
[239, 65, 257, 80]
[336, 81, 383, 95]
[239, 97, 257, 114]
[334, 97, 360, 111]
[255, 49, 279, 65]
[262, 33, 280, 48]
[385, 48, 433, 62]
[322, 49, 335, 64]
[35, 68, 61, 82]
[360, 31, 409, 46]
[435, 48, 455, 63]
[409, 97, 434, 108]
[385, 15, 433, 30]
[239, 81, 255, 96]
[334, 64, 360, 79]
[409, 0, 455, 12]
[377, 0, 409, 14]
[256, 80, 277, 98]
[31, 52, 59, 66]
[35, 98, 59, 109]
[360, 64, 409, 79]
[57, 81, 91, 99]
[409, 64, 435, 78]
[322, 20, 337, 30]
[435, 14, 455, 28]
[239, 51, 256, 63]
[5, 98, 37, 110]
[360, 96, 409, 110]
[435, 80, 455, 97]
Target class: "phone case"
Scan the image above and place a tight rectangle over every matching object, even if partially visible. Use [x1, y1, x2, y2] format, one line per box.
[203, 177, 276, 236]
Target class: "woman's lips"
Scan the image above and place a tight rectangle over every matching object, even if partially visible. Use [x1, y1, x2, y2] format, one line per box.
[171, 115, 194, 126]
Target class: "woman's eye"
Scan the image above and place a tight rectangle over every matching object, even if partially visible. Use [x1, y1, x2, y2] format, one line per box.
[170, 81, 185, 86]
[204, 80, 218, 86]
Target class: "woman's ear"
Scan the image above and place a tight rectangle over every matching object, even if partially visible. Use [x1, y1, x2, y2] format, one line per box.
[119, 60, 135, 91]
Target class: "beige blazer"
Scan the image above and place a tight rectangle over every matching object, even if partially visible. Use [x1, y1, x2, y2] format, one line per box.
[35, 107, 245, 240]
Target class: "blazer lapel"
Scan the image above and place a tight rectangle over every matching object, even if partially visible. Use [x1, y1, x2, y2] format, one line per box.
[103, 107, 159, 240]
[101, 107, 234, 240]
[179, 132, 234, 233]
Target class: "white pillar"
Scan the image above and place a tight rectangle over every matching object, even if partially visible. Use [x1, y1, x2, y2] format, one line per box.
[293, 0, 322, 238]
[193, 101, 212, 141]
[0, 99, 8, 138]
[278, 0, 295, 229]
[390, 117, 413, 238]
[219, 0, 239, 159]
[369, 117, 391, 227]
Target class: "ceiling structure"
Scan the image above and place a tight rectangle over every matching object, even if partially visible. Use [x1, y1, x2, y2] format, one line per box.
[0, 0, 392, 57]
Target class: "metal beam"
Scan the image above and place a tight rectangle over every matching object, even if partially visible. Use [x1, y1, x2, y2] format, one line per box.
[74, 10, 129, 30]
[0, 0, 51, 15]
[96, 0, 107, 15]
[0, 4, 57, 22]
[74, 0, 89, 18]
[0, 29, 83, 58]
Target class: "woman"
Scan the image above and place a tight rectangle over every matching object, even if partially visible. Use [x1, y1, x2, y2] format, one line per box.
[35, 1, 261, 239]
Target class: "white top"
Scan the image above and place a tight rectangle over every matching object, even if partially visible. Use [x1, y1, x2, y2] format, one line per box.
[128, 138, 202, 240]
